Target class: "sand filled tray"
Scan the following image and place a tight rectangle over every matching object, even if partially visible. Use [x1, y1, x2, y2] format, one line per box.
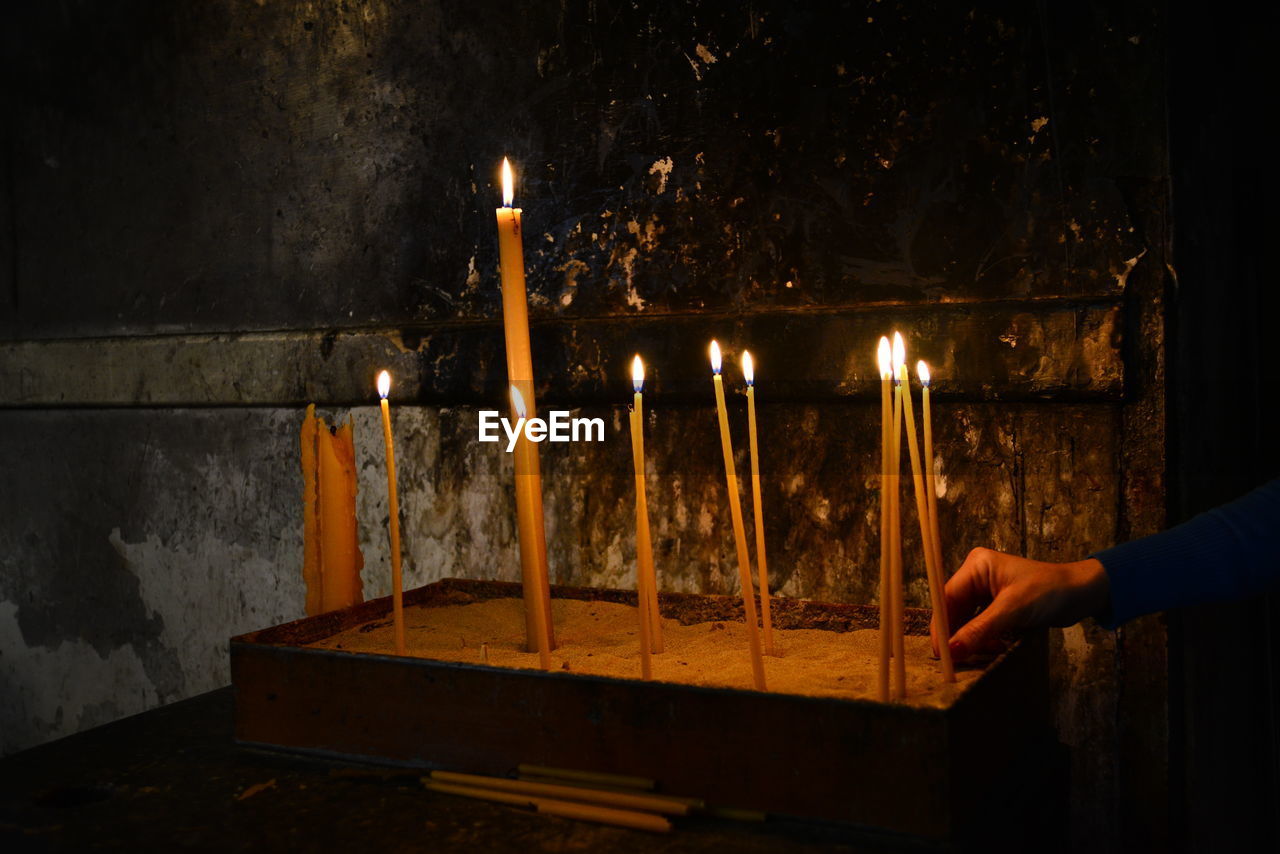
[231, 578, 1050, 841]
[308, 590, 980, 705]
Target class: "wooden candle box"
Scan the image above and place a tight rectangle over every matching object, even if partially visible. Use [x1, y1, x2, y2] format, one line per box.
[231, 578, 1051, 843]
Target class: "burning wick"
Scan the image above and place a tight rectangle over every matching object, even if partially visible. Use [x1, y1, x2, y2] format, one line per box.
[501, 157, 514, 207]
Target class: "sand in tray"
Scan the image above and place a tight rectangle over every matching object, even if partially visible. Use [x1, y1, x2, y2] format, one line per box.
[307, 597, 985, 707]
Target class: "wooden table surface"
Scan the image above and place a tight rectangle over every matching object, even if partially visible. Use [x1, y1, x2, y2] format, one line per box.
[0, 688, 937, 853]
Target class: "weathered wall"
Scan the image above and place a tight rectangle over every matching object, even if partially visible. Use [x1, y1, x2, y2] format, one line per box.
[0, 1, 1168, 848]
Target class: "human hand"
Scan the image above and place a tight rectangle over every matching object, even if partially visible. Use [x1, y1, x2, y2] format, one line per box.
[935, 548, 1111, 662]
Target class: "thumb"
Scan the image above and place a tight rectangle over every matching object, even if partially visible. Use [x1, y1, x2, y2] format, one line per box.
[948, 593, 1015, 662]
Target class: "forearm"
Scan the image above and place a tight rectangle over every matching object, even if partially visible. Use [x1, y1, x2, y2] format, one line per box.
[1093, 478, 1280, 628]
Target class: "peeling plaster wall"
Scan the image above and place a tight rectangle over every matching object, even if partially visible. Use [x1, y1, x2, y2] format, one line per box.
[1, 400, 1120, 752]
[0, 1, 1169, 848]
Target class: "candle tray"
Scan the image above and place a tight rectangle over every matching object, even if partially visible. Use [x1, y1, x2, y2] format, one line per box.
[230, 578, 1051, 844]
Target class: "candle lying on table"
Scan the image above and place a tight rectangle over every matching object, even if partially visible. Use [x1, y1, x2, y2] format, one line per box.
[709, 340, 767, 691]
[918, 360, 954, 678]
[495, 157, 554, 652]
[741, 351, 776, 656]
[422, 778, 672, 833]
[430, 770, 690, 816]
[300, 405, 364, 615]
[376, 371, 406, 656]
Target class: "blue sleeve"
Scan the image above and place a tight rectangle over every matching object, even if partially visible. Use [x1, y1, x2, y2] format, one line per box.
[1093, 478, 1280, 628]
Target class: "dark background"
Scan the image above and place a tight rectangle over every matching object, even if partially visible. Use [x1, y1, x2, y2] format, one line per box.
[1168, 3, 1280, 849]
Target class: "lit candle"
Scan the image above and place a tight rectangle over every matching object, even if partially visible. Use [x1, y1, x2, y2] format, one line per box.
[742, 351, 776, 656]
[496, 157, 554, 652]
[377, 371, 406, 656]
[877, 337, 892, 702]
[898, 355, 955, 683]
[709, 341, 767, 691]
[629, 356, 657, 676]
[510, 385, 553, 671]
[890, 332, 906, 698]
[918, 360, 954, 677]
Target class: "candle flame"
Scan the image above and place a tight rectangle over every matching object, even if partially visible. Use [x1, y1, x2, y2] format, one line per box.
[742, 350, 754, 385]
[501, 157, 514, 207]
[632, 354, 645, 393]
[917, 360, 931, 386]
[877, 336, 892, 380]
[892, 331, 906, 373]
[376, 370, 391, 399]
[509, 384, 527, 418]
[709, 340, 722, 375]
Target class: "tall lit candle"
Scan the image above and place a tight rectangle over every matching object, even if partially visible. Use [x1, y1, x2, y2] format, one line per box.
[742, 351, 776, 656]
[496, 157, 554, 651]
[890, 332, 906, 698]
[630, 356, 662, 658]
[877, 337, 892, 702]
[511, 385, 553, 671]
[899, 357, 955, 683]
[377, 371, 406, 656]
[918, 360, 954, 677]
[709, 341, 767, 691]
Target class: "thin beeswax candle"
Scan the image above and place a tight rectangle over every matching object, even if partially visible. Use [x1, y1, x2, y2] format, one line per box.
[877, 337, 893, 702]
[377, 371, 405, 656]
[630, 355, 662, 657]
[742, 351, 776, 656]
[890, 332, 906, 698]
[709, 340, 767, 691]
[918, 360, 955, 679]
[899, 359, 955, 683]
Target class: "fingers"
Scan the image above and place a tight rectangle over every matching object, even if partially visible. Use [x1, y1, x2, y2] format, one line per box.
[948, 591, 1016, 662]
[945, 548, 998, 631]
[931, 547, 994, 658]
